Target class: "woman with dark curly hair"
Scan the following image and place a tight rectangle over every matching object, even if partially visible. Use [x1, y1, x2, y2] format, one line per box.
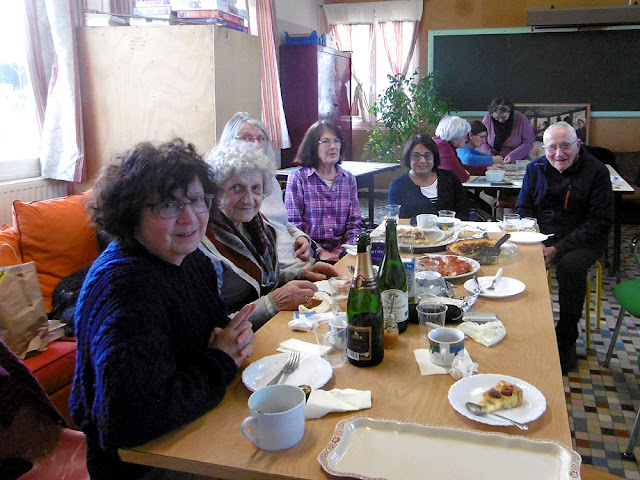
[388, 134, 469, 220]
[71, 138, 255, 480]
[284, 120, 361, 262]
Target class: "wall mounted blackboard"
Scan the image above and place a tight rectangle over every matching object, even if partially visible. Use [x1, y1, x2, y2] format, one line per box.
[429, 27, 640, 113]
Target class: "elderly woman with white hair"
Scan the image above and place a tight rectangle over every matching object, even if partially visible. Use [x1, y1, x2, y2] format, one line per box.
[433, 115, 473, 183]
[218, 112, 312, 269]
[201, 141, 339, 330]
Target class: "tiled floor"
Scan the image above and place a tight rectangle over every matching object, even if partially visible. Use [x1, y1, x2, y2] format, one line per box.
[362, 198, 640, 479]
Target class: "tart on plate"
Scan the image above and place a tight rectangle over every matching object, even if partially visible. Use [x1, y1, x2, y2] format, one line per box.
[478, 380, 523, 413]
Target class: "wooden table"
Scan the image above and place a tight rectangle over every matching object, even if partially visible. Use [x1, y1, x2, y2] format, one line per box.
[276, 161, 400, 225]
[119, 236, 593, 479]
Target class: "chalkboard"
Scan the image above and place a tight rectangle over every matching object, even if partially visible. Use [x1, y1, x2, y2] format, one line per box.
[431, 28, 640, 112]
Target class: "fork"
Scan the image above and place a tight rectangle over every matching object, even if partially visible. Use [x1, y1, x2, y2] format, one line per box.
[267, 352, 301, 386]
[487, 267, 505, 291]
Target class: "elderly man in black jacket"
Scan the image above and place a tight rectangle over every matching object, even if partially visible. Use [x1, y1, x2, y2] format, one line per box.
[516, 122, 614, 373]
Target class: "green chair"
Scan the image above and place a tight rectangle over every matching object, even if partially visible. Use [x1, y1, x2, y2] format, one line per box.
[603, 235, 640, 368]
[622, 354, 640, 460]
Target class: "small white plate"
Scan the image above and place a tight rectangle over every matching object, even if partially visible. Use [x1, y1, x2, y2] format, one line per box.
[508, 231, 549, 244]
[242, 353, 332, 392]
[463, 276, 525, 298]
[448, 373, 547, 427]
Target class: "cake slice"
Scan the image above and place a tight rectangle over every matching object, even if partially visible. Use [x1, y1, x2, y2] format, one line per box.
[477, 380, 523, 413]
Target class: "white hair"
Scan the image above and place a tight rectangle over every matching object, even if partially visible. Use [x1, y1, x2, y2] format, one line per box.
[206, 141, 275, 197]
[435, 115, 471, 142]
[543, 121, 578, 143]
[218, 112, 276, 166]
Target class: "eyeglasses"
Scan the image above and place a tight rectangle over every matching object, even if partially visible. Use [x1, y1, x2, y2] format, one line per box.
[318, 138, 343, 147]
[410, 152, 434, 161]
[543, 140, 577, 153]
[146, 194, 213, 219]
[236, 134, 267, 144]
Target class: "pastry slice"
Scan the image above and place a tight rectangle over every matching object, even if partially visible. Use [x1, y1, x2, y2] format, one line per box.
[477, 380, 523, 413]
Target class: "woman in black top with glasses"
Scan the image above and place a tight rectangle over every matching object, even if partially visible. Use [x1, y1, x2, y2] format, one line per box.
[388, 134, 469, 220]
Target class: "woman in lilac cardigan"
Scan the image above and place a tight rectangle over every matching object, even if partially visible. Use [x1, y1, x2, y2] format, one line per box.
[478, 97, 535, 163]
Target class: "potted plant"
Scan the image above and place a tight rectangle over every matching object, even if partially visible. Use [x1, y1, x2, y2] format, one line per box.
[363, 71, 453, 163]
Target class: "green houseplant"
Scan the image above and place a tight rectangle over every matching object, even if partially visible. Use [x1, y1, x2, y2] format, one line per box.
[363, 71, 453, 163]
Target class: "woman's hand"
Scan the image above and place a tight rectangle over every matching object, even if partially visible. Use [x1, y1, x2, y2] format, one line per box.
[300, 261, 340, 282]
[209, 303, 256, 367]
[492, 155, 504, 164]
[318, 250, 341, 263]
[293, 236, 312, 261]
[270, 280, 318, 311]
[503, 155, 515, 164]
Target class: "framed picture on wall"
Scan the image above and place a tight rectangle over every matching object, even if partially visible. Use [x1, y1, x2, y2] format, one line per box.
[515, 103, 591, 160]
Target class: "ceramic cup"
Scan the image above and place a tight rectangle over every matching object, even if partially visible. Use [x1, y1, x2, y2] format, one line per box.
[313, 316, 347, 367]
[241, 384, 306, 450]
[428, 327, 465, 367]
[416, 213, 437, 230]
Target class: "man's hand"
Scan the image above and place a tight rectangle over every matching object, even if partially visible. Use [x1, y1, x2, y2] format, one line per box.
[542, 245, 557, 269]
[293, 236, 312, 261]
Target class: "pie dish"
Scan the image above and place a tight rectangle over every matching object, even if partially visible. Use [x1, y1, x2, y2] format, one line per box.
[446, 238, 519, 264]
[318, 416, 579, 479]
[416, 254, 479, 280]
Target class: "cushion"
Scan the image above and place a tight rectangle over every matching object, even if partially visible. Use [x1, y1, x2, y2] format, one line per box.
[12, 194, 100, 312]
[23, 340, 76, 396]
[0, 224, 20, 266]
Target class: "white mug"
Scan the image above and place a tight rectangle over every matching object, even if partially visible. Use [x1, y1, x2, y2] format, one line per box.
[416, 213, 437, 229]
[241, 385, 306, 450]
[428, 327, 465, 367]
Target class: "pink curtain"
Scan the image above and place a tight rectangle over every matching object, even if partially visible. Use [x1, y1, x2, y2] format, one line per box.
[380, 20, 420, 77]
[23, 0, 85, 182]
[256, 0, 290, 150]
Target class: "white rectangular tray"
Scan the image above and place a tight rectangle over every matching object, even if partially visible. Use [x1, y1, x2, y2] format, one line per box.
[318, 417, 581, 480]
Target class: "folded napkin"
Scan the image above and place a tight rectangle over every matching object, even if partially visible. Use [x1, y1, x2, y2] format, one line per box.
[413, 349, 478, 380]
[457, 320, 506, 347]
[289, 311, 336, 332]
[305, 388, 371, 419]
[278, 338, 329, 356]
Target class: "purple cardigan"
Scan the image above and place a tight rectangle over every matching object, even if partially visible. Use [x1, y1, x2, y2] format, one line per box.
[479, 110, 535, 160]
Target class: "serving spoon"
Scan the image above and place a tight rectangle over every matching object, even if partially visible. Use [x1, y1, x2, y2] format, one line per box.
[465, 402, 528, 430]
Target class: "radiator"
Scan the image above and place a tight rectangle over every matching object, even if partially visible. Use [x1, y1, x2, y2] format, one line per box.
[0, 178, 70, 226]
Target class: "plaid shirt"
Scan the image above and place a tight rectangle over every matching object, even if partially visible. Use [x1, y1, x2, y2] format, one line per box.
[285, 166, 361, 255]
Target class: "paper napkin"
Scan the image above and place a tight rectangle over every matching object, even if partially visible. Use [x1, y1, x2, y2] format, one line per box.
[305, 388, 372, 419]
[457, 320, 506, 347]
[278, 338, 329, 356]
[288, 311, 336, 332]
[413, 349, 478, 379]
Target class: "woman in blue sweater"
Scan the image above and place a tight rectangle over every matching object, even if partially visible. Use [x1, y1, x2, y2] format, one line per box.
[70, 139, 255, 480]
[388, 134, 469, 220]
[457, 120, 505, 168]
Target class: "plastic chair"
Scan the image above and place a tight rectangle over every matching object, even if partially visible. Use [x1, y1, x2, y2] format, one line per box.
[603, 235, 640, 368]
[622, 355, 640, 460]
[547, 260, 603, 349]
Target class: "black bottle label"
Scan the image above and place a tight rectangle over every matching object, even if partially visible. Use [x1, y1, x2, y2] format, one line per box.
[346, 325, 373, 361]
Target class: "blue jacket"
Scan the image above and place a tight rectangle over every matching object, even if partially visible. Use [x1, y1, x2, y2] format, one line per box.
[457, 144, 494, 166]
[516, 148, 614, 254]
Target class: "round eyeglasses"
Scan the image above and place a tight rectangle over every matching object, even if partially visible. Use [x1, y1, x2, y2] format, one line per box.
[318, 138, 343, 147]
[543, 140, 577, 153]
[410, 152, 434, 161]
[146, 194, 213, 219]
[236, 134, 267, 144]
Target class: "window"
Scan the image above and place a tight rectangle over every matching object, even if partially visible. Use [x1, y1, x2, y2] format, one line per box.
[335, 22, 418, 122]
[0, 0, 41, 182]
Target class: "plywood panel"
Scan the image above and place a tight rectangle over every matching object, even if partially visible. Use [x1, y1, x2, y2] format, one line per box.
[212, 28, 262, 140]
[79, 26, 216, 179]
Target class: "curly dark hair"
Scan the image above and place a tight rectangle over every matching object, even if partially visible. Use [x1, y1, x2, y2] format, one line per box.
[402, 134, 440, 170]
[294, 120, 344, 169]
[90, 138, 216, 247]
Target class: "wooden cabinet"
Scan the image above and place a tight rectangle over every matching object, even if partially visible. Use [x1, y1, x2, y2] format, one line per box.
[78, 26, 262, 179]
[279, 44, 351, 167]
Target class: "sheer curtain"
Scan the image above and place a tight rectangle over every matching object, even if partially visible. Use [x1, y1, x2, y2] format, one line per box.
[24, 0, 85, 182]
[379, 20, 420, 77]
[256, 0, 290, 151]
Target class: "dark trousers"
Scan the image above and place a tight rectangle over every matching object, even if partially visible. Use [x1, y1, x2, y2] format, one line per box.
[553, 247, 602, 348]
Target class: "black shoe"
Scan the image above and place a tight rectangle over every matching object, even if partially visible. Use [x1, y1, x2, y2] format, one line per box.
[559, 344, 578, 374]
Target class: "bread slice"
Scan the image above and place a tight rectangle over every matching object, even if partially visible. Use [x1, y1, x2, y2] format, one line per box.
[477, 380, 523, 413]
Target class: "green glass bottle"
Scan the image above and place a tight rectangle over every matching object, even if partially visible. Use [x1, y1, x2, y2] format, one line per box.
[378, 218, 409, 333]
[346, 232, 384, 367]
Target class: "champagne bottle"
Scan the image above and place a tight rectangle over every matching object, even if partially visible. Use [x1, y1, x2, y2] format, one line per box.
[378, 218, 409, 333]
[346, 232, 384, 367]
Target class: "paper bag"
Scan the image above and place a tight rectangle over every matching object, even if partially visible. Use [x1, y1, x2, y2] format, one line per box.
[0, 261, 49, 359]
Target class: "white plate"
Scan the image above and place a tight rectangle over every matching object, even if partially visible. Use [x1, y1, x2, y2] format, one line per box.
[417, 254, 480, 281]
[463, 276, 526, 298]
[448, 373, 547, 427]
[508, 231, 549, 244]
[242, 353, 332, 392]
[318, 416, 578, 480]
[342, 244, 357, 256]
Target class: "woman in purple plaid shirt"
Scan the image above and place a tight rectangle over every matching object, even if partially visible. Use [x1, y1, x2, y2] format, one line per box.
[285, 121, 362, 263]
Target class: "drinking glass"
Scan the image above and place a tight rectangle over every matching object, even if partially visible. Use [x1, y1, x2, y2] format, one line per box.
[502, 213, 520, 233]
[436, 210, 456, 230]
[417, 213, 437, 230]
[417, 301, 448, 345]
[385, 204, 401, 222]
[519, 217, 538, 232]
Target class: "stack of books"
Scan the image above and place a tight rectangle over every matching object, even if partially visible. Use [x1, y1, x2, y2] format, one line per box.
[131, 0, 172, 26]
[169, 0, 248, 32]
